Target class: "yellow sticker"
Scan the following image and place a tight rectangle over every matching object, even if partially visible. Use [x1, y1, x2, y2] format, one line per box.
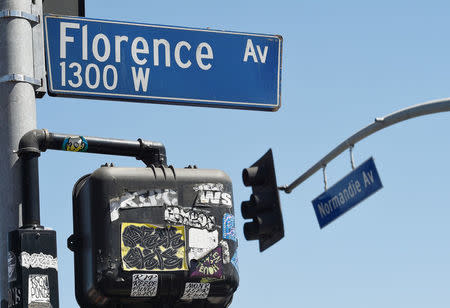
[121, 223, 187, 271]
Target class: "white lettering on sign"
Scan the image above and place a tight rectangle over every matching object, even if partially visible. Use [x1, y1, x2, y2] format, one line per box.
[175, 41, 192, 69]
[60, 22, 80, 59]
[243, 39, 268, 63]
[59, 23, 215, 69]
[57, 22, 220, 94]
[92, 33, 111, 62]
[131, 67, 150, 92]
[153, 39, 171, 67]
[131, 37, 149, 65]
[114, 35, 128, 63]
[196, 42, 213, 70]
[316, 179, 365, 218]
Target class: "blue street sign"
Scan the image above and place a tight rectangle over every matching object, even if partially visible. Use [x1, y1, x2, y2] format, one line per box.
[44, 15, 282, 111]
[312, 157, 383, 228]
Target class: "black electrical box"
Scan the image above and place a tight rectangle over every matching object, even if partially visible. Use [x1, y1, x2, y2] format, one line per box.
[8, 229, 59, 308]
[70, 166, 239, 307]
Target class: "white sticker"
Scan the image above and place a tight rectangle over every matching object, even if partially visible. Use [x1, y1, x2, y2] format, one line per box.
[188, 228, 219, 262]
[8, 251, 16, 283]
[220, 240, 230, 264]
[194, 183, 232, 208]
[20, 252, 58, 271]
[181, 282, 210, 300]
[28, 274, 50, 305]
[131, 274, 158, 297]
[110, 189, 178, 221]
[188, 229, 219, 263]
[165, 207, 215, 231]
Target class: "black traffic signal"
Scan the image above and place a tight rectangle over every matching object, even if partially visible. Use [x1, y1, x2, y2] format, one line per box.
[241, 149, 284, 252]
[70, 165, 239, 307]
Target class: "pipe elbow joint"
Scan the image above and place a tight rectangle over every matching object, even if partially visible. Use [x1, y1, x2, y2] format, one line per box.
[18, 129, 48, 158]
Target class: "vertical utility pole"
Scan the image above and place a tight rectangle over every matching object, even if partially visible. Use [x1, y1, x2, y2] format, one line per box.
[0, 0, 38, 303]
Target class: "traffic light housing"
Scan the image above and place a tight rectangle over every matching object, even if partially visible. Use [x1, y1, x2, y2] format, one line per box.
[70, 165, 239, 307]
[241, 149, 284, 252]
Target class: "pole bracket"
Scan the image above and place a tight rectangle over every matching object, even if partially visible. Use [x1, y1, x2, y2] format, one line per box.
[0, 9, 39, 24]
[0, 74, 42, 88]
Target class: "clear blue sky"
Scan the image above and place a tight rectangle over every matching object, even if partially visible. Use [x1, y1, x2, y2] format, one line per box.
[37, 1, 450, 307]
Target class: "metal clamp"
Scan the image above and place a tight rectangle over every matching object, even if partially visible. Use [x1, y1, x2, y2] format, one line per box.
[349, 145, 355, 170]
[0, 74, 42, 88]
[0, 9, 40, 24]
[322, 164, 328, 191]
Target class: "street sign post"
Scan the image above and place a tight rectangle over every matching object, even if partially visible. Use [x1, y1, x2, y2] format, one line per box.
[44, 15, 282, 111]
[312, 157, 383, 228]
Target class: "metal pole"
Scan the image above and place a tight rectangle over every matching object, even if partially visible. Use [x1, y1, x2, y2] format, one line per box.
[0, 0, 37, 303]
[282, 97, 450, 193]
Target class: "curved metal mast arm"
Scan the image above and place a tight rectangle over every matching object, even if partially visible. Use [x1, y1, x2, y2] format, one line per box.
[282, 97, 450, 194]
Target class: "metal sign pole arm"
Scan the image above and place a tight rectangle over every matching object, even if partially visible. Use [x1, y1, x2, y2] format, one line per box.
[282, 97, 450, 194]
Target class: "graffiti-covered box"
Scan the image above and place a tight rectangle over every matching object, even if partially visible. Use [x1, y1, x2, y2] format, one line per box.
[70, 165, 239, 307]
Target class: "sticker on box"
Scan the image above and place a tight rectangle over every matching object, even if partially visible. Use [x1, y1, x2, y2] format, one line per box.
[110, 189, 178, 221]
[190, 246, 223, 279]
[194, 183, 232, 208]
[8, 251, 16, 283]
[188, 228, 218, 263]
[20, 252, 58, 270]
[165, 206, 215, 231]
[28, 275, 50, 305]
[131, 274, 158, 297]
[222, 213, 236, 241]
[220, 240, 230, 264]
[121, 223, 187, 271]
[180, 282, 210, 300]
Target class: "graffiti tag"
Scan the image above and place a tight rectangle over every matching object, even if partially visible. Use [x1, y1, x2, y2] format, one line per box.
[191, 246, 223, 279]
[110, 189, 178, 221]
[180, 282, 210, 300]
[28, 275, 50, 305]
[131, 274, 158, 297]
[121, 223, 187, 271]
[194, 183, 232, 208]
[8, 287, 21, 308]
[165, 206, 215, 231]
[222, 213, 237, 241]
[20, 252, 58, 270]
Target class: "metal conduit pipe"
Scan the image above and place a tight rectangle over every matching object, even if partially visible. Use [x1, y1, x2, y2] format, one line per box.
[17, 129, 167, 228]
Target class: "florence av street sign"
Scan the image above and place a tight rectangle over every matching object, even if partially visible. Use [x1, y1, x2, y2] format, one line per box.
[44, 15, 283, 111]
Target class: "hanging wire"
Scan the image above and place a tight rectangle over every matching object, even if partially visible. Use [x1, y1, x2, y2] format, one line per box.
[322, 164, 328, 191]
[349, 144, 355, 170]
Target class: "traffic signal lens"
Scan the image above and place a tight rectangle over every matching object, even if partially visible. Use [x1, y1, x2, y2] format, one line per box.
[243, 221, 259, 241]
[242, 166, 264, 186]
[241, 194, 258, 219]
